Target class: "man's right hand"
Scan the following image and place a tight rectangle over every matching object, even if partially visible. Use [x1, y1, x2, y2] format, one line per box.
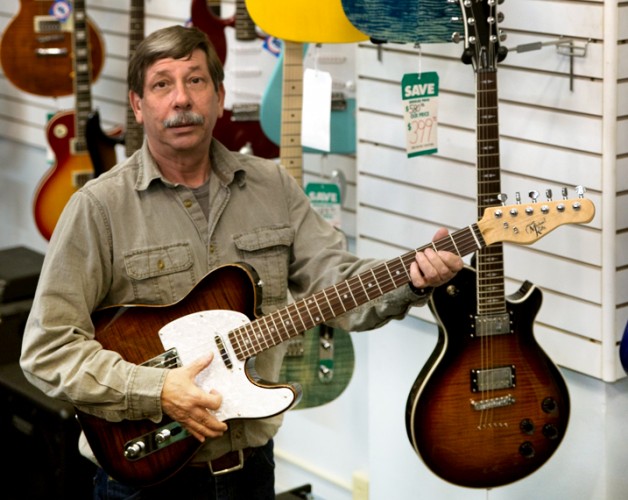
[161, 353, 228, 442]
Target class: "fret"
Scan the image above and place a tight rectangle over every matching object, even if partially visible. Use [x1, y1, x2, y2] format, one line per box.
[235, 0, 257, 41]
[288, 301, 308, 332]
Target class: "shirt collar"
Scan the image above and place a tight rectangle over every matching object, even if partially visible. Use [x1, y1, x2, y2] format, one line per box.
[134, 139, 246, 191]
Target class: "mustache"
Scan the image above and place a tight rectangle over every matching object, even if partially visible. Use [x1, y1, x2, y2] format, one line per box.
[163, 111, 205, 128]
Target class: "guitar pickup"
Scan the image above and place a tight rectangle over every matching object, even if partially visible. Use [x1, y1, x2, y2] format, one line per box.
[471, 365, 515, 393]
[473, 312, 511, 337]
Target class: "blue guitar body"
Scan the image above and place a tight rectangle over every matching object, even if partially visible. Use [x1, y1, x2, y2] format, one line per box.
[260, 42, 357, 155]
[341, 0, 463, 44]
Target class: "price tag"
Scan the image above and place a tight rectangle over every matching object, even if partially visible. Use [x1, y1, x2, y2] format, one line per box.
[401, 72, 439, 158]
[305, 182, 342, 229]
[302, 68, 332, 152]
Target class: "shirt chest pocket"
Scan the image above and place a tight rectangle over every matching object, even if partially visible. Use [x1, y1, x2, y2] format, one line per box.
[233, 226, 294, 306]
[124, 243, 196, 304]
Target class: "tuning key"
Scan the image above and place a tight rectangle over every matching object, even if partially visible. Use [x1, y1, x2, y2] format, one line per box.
[575, 185, 586, 198]
[529, 190, 539, 202]
[546, 189, 553, 201]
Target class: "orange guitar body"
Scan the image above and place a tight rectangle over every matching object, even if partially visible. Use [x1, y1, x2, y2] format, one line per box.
[0, 0, 104, 97]
[33, 111, 94, 240]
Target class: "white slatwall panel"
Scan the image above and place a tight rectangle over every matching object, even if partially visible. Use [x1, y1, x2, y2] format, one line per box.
[0, 0, 623, 382]
[355, 0, 625, 381]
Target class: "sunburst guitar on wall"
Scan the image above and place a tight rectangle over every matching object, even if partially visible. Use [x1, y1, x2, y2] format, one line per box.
[191, 0, 279, 158]
[32, 0, 102, 240]
[405, 0, 572, 489]
[0, 0, 104, 97]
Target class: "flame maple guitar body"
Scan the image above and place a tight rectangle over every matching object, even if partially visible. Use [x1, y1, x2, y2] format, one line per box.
[33, 111, 95, 240]
[0, 0, 104, 97]
[406, 266, 570, 488]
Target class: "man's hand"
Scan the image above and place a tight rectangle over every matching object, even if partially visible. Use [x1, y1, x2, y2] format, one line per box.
[161, 353, 228, 442]
[409, 227, 464, 290]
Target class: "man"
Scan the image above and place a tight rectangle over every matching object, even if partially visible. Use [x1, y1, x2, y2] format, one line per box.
[20, 25, 463, 499]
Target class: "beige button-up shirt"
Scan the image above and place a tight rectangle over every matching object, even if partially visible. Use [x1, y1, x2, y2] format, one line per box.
[21, 140, 425, 466]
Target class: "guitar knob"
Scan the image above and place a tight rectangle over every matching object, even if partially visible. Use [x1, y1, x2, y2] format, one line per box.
[155, 428, 172, 444]
[541, 397, 557, 413]
[124, 440, 146, 460]
[519, 418, 535, 435]
[519, 441, 535, 458]
[542, 423, 559, 440]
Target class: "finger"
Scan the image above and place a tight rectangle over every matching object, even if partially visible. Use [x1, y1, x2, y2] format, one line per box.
[185, 353, 214, 377]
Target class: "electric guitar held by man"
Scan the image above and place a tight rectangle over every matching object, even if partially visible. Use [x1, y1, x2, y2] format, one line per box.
[76, 196, 594, 487]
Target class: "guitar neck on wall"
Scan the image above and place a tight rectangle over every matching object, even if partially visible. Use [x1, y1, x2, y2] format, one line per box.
[86, 0, 146, 174]
[191, 0, 279, 159]
[32, 0, 100, 240]
[405, 0, 571, 489]
[0, 0, 104, 97]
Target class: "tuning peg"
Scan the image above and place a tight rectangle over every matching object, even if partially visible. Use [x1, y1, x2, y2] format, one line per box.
[529, 190, 539, 203]
[515, 192, 522, 204]
[561, 187, 569, 200]
[546, 189, 553, 201]
[575, 185, 586, 198]
[497, 193, 508, 205]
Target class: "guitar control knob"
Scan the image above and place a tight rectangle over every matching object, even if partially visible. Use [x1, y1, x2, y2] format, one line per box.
[519, 441, 535, 458]
[543, 424, 559, 440]
[155, 428, 172, 445]
[124, 440, 146, 460]
[541, 397, 557, 413]
[520, 418, 535, 435]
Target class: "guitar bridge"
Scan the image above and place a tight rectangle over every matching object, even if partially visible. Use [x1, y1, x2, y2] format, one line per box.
[140, 348, 181, 369]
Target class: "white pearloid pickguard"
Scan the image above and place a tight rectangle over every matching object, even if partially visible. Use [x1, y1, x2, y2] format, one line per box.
[159, 310, 295, 421]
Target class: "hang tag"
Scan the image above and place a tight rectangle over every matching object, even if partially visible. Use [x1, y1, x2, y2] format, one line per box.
[401, 72, 439, 157]
[301, 68, 332, 152]
[305, 182, 342, 229]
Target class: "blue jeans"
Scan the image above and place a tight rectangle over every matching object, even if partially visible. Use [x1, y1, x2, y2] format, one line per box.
[93, 440, 275, 500]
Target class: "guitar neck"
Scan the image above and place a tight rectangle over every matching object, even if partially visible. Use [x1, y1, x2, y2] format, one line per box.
[235, 0, 257, 40]
[73, 0, 93, 153]
[126, 0, 145, 156]
[279, 41, 304, 187]
[475, 67, 506, 314]
[230, 223, 486, 360]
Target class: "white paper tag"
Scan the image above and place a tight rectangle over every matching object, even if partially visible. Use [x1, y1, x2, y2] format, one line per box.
[402, 72, 439, 157]
[301, 68, 332, 152]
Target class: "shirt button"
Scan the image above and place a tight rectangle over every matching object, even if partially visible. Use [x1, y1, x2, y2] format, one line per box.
[157, 259, 165, 270]
[183, 199, 193, 208]
[209, 244, 215, 253]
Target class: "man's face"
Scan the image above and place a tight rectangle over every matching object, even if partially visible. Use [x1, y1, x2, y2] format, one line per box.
[129, 48, 225, 157]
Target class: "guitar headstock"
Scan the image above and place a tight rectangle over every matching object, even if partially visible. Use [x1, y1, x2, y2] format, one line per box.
[478, 189, 595, 247]
[455, 0, 508, 70]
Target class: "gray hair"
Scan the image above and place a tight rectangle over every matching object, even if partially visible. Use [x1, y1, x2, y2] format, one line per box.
[128, 25, 224, 97]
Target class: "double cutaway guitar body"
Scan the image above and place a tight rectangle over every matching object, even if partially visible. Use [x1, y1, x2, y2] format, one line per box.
[406, 266, 570, 488]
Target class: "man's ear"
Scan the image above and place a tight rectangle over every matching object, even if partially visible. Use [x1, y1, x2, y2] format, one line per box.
[129, 90, 143, 124]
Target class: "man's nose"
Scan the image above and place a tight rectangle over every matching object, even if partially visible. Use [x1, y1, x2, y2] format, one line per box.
[173, 81, 192, 107]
